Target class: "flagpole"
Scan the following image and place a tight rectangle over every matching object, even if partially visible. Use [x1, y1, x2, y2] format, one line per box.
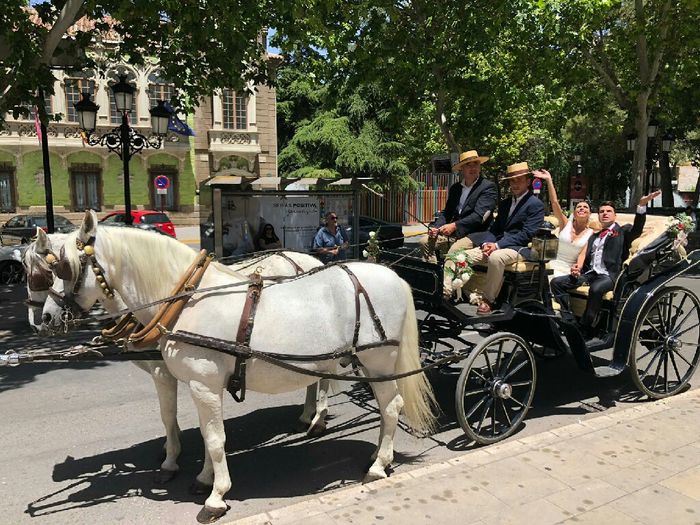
[37, 88, 55, 234]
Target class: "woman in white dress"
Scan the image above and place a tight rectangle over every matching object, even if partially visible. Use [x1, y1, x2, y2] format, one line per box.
[533, 169, 594, 278]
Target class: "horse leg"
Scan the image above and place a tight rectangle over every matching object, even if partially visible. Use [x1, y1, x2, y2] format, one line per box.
[189, 380, 231, 523]
[295, 383, 318, 432]
[307, 379, 329, 436]
[134, 361, 182, 484]
[365, 380, 404, 482]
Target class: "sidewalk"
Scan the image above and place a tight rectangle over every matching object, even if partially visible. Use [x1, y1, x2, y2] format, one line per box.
[230, 388, 700, 525]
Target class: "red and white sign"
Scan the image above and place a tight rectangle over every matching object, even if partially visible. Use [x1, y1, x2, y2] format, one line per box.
[154, 175, 170, 190]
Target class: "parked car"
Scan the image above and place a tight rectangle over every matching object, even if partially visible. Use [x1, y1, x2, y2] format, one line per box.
[345, 216, 405, 250]
[100, 210, 176, 238]
[0, 245, 26, 284]
[0, 214, 76, 246]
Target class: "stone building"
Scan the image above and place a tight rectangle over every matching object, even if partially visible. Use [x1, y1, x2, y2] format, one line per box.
[0, 30, 279, 226]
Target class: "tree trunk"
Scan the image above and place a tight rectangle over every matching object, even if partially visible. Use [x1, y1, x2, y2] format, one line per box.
[659, 152, 674, 207]
[629, 98, 650, 210]
[432, 88, 461, 154]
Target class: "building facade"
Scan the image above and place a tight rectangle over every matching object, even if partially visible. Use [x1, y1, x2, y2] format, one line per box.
[0, 56, 278, 226]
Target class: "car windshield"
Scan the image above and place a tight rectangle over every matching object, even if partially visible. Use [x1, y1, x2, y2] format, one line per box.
[141, 213, 170, 224]
[33, 217, 46, 227]
[32, 216, 72, 227]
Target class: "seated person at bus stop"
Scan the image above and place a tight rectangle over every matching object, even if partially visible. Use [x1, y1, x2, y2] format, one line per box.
[420, 150, 498, 263]
[450, 162, 545, 314]
[313, 211, 349, 264]
[550, 191, 660, 334]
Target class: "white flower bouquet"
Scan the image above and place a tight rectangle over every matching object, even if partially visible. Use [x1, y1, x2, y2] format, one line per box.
[667, 213, 696, 258]
[444, 249, 475, 301]
[362, 230, 380, 262]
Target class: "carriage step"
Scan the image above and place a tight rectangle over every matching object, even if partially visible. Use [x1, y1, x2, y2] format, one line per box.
[593, 363, 625, 378]
[584, 333, 615, 352]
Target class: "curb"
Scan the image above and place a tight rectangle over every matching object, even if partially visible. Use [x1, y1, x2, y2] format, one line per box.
[225, 387, 700, 524]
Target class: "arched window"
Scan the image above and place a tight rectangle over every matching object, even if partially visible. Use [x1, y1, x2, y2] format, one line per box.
[107, 66, 138, 124]
[221, 89, 248, 130]
[64, 69, 96, 123]
[148, 70, 175, 109]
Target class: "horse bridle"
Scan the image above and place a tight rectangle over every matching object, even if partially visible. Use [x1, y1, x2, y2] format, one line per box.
[43, 237, 116, 324]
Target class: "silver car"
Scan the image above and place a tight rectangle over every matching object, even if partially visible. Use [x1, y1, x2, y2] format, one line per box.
[0, 245, 26, 284]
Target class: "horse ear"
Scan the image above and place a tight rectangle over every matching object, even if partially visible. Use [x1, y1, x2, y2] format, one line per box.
[35, 227, 50, 254]
[79, 209, 98, 242]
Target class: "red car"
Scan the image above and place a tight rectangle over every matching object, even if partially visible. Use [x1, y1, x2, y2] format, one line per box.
[100, 210, 177, 238]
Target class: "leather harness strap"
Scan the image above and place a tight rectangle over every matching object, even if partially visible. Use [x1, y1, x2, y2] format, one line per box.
[228, 272, 264, 402]
[276, 252, 305, 275]
[338, 264, 387, 347]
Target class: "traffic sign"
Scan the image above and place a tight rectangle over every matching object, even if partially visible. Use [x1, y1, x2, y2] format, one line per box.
[532, 178, 542, 194]
[157, 188, 168, 195]
[154, 175, 170, 190]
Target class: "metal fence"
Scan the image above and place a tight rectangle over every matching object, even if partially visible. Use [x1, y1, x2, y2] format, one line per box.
[359, 171, 458, 224]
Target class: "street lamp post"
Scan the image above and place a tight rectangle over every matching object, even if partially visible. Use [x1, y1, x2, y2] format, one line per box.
[74, 75, 171, 225]
[645, 119, 659, 204]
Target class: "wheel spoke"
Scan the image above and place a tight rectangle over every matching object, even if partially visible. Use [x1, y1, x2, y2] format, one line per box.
[674, 322, 700, 338]
[678, 340, 700, 347]
[504, 358, 529, 380]
[638, 339, 664, 344]
[670, 294, 689, 329]
[499, 346, 518, 376]
[665, 293, 676, 331]
[671, 348, 693, 368]
[495, 341, 504, 377]
[672, 307, 697, 335]
[475, 398, 494, 434]
[466, 394, 489, 419]
[483, 347, 495, 379]
[508, 396, 525, 408]
[640, 349, 661, 377]
[470, 368, 488, 383]
[653, 303, 668, 335]
[637, 344, 665, 363]
[645, 315, 666, 339]
[664, 351, 669, 393]
[499, 398, 512, 427]
[509, 380, 532, 388]
[668, 348, 683, 384]
[463, 388, 488, 397]
[650, 352, 664, 391]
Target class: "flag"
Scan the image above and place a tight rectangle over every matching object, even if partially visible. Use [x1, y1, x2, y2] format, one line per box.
[164, 102, 195, 136]
[34, 106, 43, 146]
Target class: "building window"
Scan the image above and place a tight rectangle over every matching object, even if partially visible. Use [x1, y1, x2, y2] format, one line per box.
[148, 70, 175, 109]
[0, 164, 16, 213]
[222, 89, 248, 130]
[108, 66, 138, 124]
[64, 70, 96, 123]
[149, 165, 178, 211]
[70, 164, 102, 211]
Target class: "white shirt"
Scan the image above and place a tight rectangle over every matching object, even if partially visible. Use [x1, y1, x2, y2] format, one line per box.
[457, 177, 479, 214]
[590, 205, 647, 275]
[508, 191, 528, 218]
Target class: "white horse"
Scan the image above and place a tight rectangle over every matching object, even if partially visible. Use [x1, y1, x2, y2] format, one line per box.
[40, 211, 436, 523]
[25, 228, 330, 485]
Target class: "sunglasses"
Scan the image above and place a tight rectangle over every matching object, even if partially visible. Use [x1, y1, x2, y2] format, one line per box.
[329, 216, 338, 220]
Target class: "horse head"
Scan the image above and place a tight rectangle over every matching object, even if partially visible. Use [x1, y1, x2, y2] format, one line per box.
[24, 228, 66, 332]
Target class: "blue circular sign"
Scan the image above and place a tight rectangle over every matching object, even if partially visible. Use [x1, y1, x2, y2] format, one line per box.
[154, 175, 170, 189]
[532, 179, 543, 190]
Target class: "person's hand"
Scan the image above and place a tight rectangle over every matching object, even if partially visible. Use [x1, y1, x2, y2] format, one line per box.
[532, 169, 552, 182]
[570, 264, 581, 278]
[428, 227, 439, 238]
[639, 190, 661, 207]
[481, 242, 498, 256]
[439, 222, 457, 236]
[332, 247, 339, 256]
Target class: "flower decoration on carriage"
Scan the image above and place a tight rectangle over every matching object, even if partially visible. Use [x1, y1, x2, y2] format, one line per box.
[444, 249, 475, 300]
[362, 230, 381, 262]
[667, 213, 696, 257]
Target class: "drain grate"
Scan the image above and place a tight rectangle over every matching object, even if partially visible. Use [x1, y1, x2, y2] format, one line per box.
[579, 401, 608, 413]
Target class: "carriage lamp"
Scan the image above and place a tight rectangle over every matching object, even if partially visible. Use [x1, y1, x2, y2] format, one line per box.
[74, 76, 173, 226]
[531, 224, 559, 263]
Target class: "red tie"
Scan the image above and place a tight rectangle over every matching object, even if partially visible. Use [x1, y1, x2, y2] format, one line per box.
[599, 229, 611, 239]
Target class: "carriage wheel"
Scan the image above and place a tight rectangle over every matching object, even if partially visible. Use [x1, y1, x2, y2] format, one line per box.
[630, 286, 700, 399]
[455, 332, 536, 445]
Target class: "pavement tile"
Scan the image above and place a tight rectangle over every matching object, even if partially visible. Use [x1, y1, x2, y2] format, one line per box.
[601, 458, 677, 493]
[404, 460, 452, 479]
[647, 443, 700, 472]
[659, 464, 700, 501]
[230, 512, 273, 525]
[609, 484, 700, 525]
[548, 422, 593, 439]
[516, 430, 560, 448]
[515, 444, 619, 487]
[544, 478, 627, 515]
[482, 498, 572, 525]
[447, 449, 498, 468]
[266, 499, 327, 523]
[556, 505, 644, 524]
[462, 456, 569, 505]
[482, 439, 531, 458]
[563, 429, 653, 468]
[278, 513, 337, 525]
[578, 414, 618, 431]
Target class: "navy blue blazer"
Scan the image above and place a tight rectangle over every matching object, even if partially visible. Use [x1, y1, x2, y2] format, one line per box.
[583, 212, 646, 281]
[468, 191, 545, 254]
[431, 177, 498, 238]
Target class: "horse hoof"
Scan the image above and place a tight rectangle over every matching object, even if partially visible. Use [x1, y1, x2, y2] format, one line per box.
[189, 479, 213, 495]
[153, 468, 178, 485]
[306, 421, 327, 437]
[363, 467, 388, 483]
[196, 505, 228, 524]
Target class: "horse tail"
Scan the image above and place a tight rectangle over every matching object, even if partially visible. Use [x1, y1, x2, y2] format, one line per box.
[396, 280, 438, 434]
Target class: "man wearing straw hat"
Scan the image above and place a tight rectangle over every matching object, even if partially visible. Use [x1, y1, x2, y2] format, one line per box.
[420, 150, 498, 263]
[447, 161, 544, 314]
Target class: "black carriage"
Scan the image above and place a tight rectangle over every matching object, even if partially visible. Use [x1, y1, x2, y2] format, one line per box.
[382, 231, 700, 445]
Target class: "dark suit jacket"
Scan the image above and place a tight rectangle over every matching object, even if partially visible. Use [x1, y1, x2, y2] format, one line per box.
[431, 177, 498, 238]
[583, 212, 646, 281]
[468, 191, 545, 254]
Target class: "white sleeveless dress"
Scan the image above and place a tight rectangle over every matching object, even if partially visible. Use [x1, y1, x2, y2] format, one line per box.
[548, 219, 593, 279]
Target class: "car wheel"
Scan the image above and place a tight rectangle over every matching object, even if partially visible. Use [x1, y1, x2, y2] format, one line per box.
[0, 261, 25, 285]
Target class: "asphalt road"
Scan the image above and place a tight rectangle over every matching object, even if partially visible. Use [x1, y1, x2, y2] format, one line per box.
[0, 272, 699, 525]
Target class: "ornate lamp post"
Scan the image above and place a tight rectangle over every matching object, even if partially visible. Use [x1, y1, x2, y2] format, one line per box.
[645, 119, 659, 202]
[74, 75, 171, 225]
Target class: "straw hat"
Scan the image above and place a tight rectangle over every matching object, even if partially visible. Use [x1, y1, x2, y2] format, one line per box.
[453, 150, 490, 170]
[501, 161, 531, 180]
